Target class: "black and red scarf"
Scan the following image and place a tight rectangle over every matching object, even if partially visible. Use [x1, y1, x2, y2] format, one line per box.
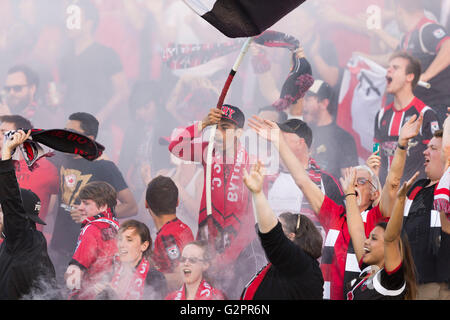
[5, 128, 105, 171]
[163, 30, 300, 70]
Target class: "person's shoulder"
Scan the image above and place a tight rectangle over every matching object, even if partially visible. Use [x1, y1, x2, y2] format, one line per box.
[412, 97, 435, 115]
[331, 123, 356, 139]
[93, 159, 121, 171]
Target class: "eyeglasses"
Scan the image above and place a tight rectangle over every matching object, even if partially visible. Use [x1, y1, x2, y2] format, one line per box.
[356, 177, 376, 189]
[4, 85, 28, 93]
[179, 256, 205, 264]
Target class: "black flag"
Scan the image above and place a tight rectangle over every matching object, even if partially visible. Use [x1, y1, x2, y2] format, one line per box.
[183, 0, 306, 38]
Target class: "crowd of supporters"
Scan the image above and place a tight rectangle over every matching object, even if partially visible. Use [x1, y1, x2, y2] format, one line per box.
[0, 0, 449, 301]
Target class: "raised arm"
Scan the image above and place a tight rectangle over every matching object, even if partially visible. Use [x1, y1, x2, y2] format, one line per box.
[341, 167, 367, 263]
[243, 161, 277, 233]
[379, 113, 423, 217]
[248, 116, 325, 213]
[0, 130, 33, 243]
[420, 39, 450, 83]
[168, 108, 223, 163]
[384, 172, 418, 272]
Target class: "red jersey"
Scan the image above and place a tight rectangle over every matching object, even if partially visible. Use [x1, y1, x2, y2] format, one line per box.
[318, 196, 386, 300]
[70, 212, 119, 300]
[153, 218, 194, 274]
[15, 159, 59, 233]
[168, 123, 256, 267]
[165, 279, 225, 300]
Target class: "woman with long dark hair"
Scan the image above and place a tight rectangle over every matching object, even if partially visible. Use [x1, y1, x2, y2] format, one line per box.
[343, 168, 418, 300]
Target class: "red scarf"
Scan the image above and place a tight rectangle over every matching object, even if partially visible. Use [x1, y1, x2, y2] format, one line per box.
[110, 257, 150, 300]
[197, 143, 251, 254]
[80, 208, 119, 239]
[168, 279, 225, 300]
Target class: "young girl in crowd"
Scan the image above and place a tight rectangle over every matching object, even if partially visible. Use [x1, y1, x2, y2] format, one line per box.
[165, 241, 226, 300]
[342, 168, 418, 300]
[96, 220, 167, 300]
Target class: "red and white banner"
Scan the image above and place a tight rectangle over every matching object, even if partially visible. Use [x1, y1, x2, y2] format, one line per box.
[336, 54, 387, 161]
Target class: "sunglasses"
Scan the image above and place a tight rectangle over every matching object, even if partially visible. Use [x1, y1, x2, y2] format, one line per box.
[356, 177, 376, 189]
[4, 85, 28, 93]
[179, 256, 205, 264]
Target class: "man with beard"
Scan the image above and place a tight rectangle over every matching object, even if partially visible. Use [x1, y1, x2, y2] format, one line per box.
[303, 80, 359, 180]
[1, 65, 63, 128]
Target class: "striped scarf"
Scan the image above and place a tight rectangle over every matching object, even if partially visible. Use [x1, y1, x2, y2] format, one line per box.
[163, 30, 300, 70]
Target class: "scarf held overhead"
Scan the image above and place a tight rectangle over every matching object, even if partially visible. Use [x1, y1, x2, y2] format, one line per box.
[163, 30, 301, 70]
[4, 129, 105, 170]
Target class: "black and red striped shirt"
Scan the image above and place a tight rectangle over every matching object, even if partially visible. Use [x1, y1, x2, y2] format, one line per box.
[374, 96, 439, 185]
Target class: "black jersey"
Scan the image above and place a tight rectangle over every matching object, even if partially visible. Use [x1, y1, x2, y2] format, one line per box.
[399, 17, 450, 107]
[374, 96, 439, 185]
[346, 264, 406, 300]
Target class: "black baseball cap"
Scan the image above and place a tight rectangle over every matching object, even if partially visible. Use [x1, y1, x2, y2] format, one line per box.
[20, 188, 45, 225]
[306, 80, 333, 101]
[220, 104, 245, 128]
[277, 118, 313, 148]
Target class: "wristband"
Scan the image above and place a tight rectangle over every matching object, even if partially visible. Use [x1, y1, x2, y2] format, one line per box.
[345, 193, 357, 198]
[397, 142, 407, 150]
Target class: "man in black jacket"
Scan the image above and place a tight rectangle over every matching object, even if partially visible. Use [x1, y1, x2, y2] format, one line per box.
[0, 129, 59, 300]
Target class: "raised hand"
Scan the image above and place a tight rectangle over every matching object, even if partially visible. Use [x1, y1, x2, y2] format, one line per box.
[397, 171, 419, 199]
[1, 129, 31, 160]
[340, 167, 357, 195]
[243, 160, 266, 194]
[201, 108, 224, 130]
[248, 115, 281, 145]
[398, 113, 423, 147]
[366, 150, 381, 177]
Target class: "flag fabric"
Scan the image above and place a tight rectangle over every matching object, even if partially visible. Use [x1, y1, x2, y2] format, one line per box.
[336, 54, 387, 161]
[183, 0, 306, 38]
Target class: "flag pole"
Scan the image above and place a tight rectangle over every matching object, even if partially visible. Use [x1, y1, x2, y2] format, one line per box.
[205, 37, 253, 221]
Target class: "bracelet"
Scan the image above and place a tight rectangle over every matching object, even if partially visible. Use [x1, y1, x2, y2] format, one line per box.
[397, 143, 407, 150]
[345, 193, 357, 198]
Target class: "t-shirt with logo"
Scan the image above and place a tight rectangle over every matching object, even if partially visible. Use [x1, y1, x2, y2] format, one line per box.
[49, 156, 128, 257]
[152, 218, 194, 274]
[374, 96, 439, 185]
[399, 17, 450, 107]
[346, 264, 406, 300]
